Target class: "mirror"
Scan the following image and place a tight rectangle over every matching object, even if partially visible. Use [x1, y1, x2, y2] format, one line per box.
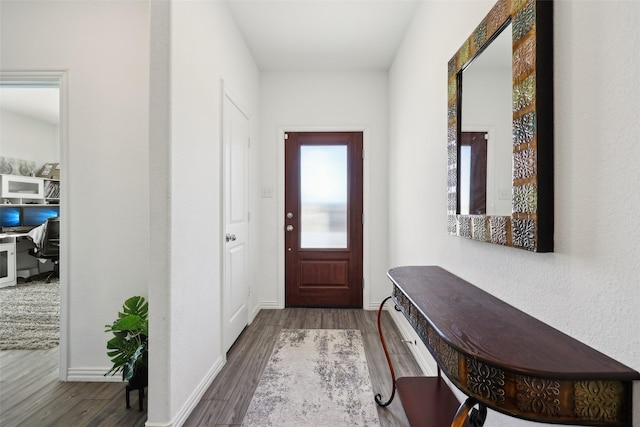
[460, 23, 512, 216]
[447, 0, 554, 252]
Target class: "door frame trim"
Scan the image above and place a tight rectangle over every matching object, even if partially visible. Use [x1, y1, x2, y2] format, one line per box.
[1, 70, 69, 380]
[277, 126, 371, 309]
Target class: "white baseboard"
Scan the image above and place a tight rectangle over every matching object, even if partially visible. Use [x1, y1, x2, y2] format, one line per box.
[67, 367, 122, 382]
[169, 354, 226, 427]
[337, 298, 435, 373]
[250, 301, 280, 321]
[387, 307, 437, 376]
[67, 356, 225, 427]
[367, 301, 381, 310]
[388, 308, 469, 406]
[258, 300, 281, 309]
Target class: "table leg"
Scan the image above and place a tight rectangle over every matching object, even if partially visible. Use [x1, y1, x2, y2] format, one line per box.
[451, 397, 487, 427]
[375, 295, 397, 407]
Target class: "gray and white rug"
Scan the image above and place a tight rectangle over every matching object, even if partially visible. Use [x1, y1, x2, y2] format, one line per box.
[243, 329, 380, 427]
[0, 279, 60, 350]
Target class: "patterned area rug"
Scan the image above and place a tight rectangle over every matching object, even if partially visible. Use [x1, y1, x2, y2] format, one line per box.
[0, 279, 60, 350]
[243, 329, 380, 427]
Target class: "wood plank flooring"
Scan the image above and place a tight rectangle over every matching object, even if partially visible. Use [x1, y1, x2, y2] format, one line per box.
[0, 346, 147, 427]
[0, 308, 422, 426]
[184, 308, 422, 427]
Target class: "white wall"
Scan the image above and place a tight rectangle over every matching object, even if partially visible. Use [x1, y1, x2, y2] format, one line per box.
[389, 1, 640, 426]
[0, 109, 60, 168]
[149, 1, 260, 425]
[258, 71, 390, 310]
[3, 1, 258, 425]
[1, 0, 150, 380]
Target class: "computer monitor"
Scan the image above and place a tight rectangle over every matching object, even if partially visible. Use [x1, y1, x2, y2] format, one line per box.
[22, 206, 60, 227]
[0, 206, 22, 228]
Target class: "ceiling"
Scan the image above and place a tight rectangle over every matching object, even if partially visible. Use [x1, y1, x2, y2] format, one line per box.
[0, 87, 60, 125]
[225, 0, 419, 71]
[0, 1, 419, 123]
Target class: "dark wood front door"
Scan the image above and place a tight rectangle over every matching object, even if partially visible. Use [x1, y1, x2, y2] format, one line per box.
[284, 131, 363, 308]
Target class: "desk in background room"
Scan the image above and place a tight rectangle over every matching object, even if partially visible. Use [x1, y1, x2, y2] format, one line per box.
[0, 228, 52, 287]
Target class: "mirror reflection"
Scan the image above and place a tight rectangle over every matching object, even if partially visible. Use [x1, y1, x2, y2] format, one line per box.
[447, 0, 553, 251]
[459, 23, 512, 216]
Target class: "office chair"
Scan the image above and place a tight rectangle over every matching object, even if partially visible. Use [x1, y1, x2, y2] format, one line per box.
[29, 216, 60, 282]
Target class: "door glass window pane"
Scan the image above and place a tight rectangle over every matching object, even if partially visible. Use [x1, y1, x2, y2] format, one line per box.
[300, 145, 347, 248]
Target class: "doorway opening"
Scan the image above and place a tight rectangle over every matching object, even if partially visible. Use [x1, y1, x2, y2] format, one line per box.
[0, 71, 67, 380]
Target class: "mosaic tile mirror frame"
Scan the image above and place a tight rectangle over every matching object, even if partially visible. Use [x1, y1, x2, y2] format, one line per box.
[447, 0, 554, 252]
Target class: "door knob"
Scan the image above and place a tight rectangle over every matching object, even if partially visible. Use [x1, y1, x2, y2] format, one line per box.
[287, 212, 294, 219]
[286, 225, 294, 232]
[225, 233, 232, 242]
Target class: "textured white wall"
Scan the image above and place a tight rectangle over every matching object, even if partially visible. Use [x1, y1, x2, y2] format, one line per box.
[149, 1, 172, 423]
[389, 1, 640, 426]
[258, 71, 390, 310]
[1, 0, 150, 379]
[149, 1, 260, 425]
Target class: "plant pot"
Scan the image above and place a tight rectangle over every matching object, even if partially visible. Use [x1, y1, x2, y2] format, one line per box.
[125, 365, 148, 411]
[127, 365, 148, 390]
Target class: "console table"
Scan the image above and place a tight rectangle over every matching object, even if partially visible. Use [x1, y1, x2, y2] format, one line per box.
[375, 266, 639, 426]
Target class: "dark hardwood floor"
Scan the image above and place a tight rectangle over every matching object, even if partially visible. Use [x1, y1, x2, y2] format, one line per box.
[0, 308, 421, 427]
[184, 308, 421, 426]
[0, 346, 147, 426]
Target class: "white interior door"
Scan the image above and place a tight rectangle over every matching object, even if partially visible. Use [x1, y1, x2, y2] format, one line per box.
[223, 92, 250, 352]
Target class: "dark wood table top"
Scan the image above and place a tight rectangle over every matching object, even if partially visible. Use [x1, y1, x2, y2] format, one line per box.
[388, 266, 639, 381]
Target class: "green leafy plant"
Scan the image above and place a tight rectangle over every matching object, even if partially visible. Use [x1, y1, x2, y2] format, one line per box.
[104, 296, 148, 381]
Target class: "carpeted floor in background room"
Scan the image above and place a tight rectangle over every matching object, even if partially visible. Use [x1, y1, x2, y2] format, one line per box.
[0, 278, 60, 350]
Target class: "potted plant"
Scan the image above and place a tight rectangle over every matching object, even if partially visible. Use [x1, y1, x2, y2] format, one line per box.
[104, 295, 149, 388]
